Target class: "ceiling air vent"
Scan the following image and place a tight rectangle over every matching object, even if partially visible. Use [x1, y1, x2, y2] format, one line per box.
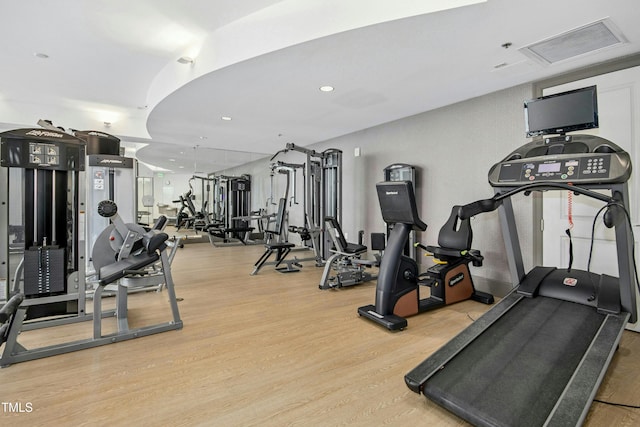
[519, 18, 627, 65]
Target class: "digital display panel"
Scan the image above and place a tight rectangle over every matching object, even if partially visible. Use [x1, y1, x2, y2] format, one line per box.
[524, 86, 598, 137]
[538, 162, 561, 173]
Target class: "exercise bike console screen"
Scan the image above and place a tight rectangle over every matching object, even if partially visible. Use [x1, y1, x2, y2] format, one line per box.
[376, 181, 423, 228]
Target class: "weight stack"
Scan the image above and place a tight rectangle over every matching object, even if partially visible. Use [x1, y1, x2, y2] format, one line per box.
[23, 247, 66, 297]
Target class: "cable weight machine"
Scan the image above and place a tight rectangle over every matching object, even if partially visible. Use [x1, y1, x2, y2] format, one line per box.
[0, 128, 86, 320]
[272, 143, 342, 264]
[0, 128, 183, 366]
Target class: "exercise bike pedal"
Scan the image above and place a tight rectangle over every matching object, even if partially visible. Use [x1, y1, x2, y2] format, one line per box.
[417, 277, 437, 287]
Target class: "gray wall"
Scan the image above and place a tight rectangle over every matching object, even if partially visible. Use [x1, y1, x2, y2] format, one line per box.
[221, 83, 536, 294]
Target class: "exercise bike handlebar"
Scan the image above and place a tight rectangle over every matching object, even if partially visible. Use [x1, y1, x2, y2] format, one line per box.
[457, 198, 503, 220]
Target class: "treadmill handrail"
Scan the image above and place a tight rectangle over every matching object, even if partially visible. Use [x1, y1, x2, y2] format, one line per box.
[458, 181, 615, 219]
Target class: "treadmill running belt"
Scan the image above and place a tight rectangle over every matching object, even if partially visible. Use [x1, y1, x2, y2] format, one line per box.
[422, 296, 605, 427]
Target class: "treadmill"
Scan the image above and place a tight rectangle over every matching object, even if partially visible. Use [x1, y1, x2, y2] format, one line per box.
[404, 134, 637, 426]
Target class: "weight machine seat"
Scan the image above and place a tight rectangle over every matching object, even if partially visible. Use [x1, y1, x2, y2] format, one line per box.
[325, 216, 367, 255]
[98, 253, 160, 286]
[262, 198, 287, 238]
[264, 242, 295, 250]
[251, 198, 298, 275]
[251, 242, 297, 275]
[97, 229, 169, 286]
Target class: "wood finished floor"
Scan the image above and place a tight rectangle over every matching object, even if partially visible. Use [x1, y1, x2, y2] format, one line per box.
[2, 241, 640, 426]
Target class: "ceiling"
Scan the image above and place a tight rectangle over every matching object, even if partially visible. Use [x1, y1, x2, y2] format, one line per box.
[1, 0, 638, 174]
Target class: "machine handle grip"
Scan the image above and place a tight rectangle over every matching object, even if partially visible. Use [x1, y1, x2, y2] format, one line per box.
[457, 197, 503, 219]
[0, 293, 24, 324]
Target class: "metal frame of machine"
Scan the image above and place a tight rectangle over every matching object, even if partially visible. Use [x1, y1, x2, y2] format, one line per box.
[0, 128, 182, 367]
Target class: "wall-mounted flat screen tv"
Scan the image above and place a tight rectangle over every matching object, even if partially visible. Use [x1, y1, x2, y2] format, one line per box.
[524, 85, 598, 137]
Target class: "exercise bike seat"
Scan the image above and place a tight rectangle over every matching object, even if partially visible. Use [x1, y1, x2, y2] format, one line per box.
[426, 206, 483, 266]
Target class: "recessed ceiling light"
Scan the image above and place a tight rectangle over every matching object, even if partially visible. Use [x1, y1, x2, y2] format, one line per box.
[169, 158, 176, 162]
[221, 116, 232, 121]
[199, 136, 207, 139]
[319, 86, 334, 92]
[34, 52, 49, 59]
[177, 56, 194, 64]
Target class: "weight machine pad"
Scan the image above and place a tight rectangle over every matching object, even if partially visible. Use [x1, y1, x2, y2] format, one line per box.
[98, 253, 160, 286]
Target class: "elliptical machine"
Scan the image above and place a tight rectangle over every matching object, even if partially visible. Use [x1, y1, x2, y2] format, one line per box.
[358, 181, 493, 331]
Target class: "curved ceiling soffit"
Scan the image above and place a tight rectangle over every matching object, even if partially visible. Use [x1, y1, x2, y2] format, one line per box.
[144, 0, 486, 132]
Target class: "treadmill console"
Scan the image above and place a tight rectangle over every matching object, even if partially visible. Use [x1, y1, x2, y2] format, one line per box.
[488, 135, 631, 187]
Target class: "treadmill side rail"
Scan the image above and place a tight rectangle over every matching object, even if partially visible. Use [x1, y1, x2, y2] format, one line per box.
[546, 312, 629, 426]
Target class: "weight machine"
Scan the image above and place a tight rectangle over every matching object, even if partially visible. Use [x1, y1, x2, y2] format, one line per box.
[271, 143, 342, 264]
[252, 144, 342, 274]
[267, 161, 303, 241]
[0, 128, 182, 366]
[0, 128, 87, 313]
[76, 130, 138, 276]
[174, 175, 214, 232]
[319, 217, 385, 289]
[208, 174, 255, 245]
[251, 161, 305, 275]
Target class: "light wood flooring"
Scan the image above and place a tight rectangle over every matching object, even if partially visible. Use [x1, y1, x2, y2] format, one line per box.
[2, 241, 640, 426]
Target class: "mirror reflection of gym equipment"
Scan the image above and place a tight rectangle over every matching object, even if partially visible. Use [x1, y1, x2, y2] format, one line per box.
[208, 174, 257, 246]
[0, 128, 182, 366]
[137, 176, 154, 226]
[173, 175, 213, 233]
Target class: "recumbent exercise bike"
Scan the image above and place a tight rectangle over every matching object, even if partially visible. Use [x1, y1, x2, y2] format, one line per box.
[358, 181, 493, 331]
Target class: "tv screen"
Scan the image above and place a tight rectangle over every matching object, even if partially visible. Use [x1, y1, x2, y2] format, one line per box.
[524, 85, 598, 137]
